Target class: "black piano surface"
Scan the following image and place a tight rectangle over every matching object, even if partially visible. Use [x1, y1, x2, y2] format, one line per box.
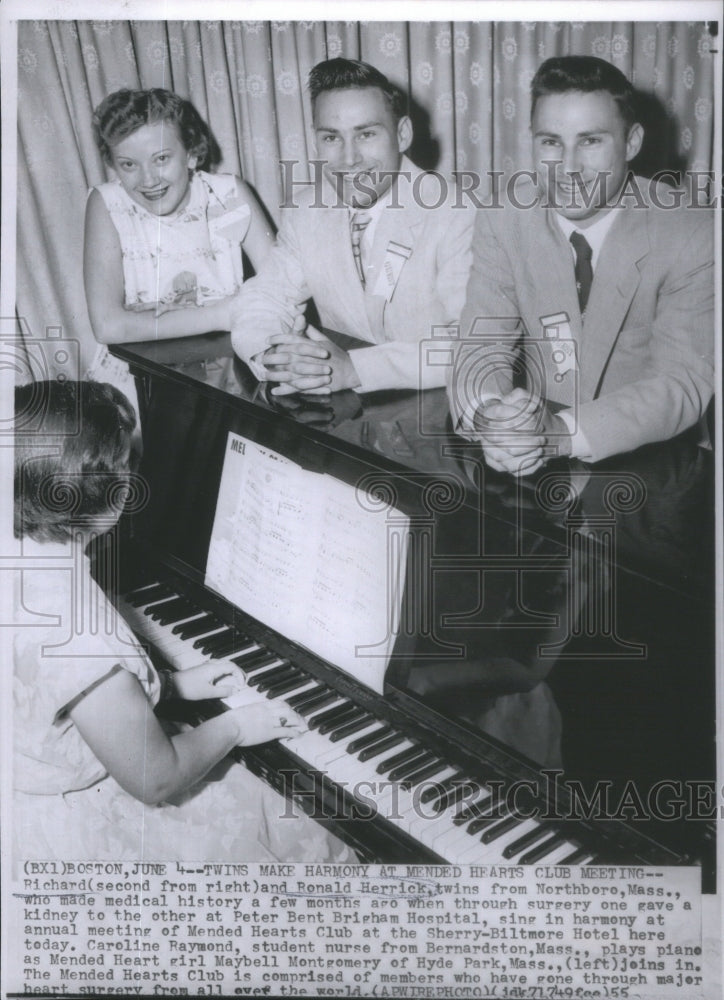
[110, 333, 716, 884]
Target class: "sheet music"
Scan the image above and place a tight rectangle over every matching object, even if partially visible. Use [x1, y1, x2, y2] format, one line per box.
[206, 432, 409, 693]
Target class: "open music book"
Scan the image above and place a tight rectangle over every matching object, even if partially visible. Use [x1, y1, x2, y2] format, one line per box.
[205, 432, 409, 694]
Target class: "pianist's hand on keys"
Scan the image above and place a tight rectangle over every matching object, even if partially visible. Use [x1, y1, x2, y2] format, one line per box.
[171, 660, 247, 700]
[169, 663, 308, 744]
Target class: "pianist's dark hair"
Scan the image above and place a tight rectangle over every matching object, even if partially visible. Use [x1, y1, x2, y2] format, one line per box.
[531, 56, 638, 132]
[92, 88, 221, 172]
[14, 380, 136, 543]
[308, 58, 407, 122]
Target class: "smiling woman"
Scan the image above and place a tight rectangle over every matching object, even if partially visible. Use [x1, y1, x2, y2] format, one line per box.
[83, 88, 275, 347]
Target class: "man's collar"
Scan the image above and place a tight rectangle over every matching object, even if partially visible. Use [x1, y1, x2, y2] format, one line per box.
[348, 188, 392, 220]
[555, 209, 619, 241]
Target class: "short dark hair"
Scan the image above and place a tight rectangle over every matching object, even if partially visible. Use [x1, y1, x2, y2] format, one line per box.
[308, 58, 406, 121]
[15, 380, 137, 543]
[92, 88, 220, 170]
[531, 56, 637, 131]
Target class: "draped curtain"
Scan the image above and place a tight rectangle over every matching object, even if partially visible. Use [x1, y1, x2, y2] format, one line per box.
[15, 19, 716, 376]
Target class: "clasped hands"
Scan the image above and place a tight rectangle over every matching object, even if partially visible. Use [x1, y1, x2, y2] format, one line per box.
[473, 388, 572, 477]
[259, 319, 361, 396]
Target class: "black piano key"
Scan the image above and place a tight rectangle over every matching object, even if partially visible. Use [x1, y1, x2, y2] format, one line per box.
[437, 784, 481, 815]
[195, 627, 234, 652]
[141, 599, 184, 616]
[250, 665, 295, 692]
[231, 650, 277, 673]
[265, 674, 310, 700]
[358, 732, 406, 762]
[126, 583, 173, 607]
[329, 714, 375, 743]
[480, 814, 525, 844]
[207, 634, 253, 659]
[318, 706, 365, 736]
[158, 596, 200, 616]
[559, 847, 592, 864]
[454, 794, 499, 827]
[175, 614, 222, 639]
[296, 692, 339, 717]
[197, 628, 243, 654]
[420, 772, 463, 805]
[346, 726, 392, 754]
[146, 596, 192, 621]
[400, 758, 449, 790]
[467, 812, 507, 836]
[518, 834, 569, 864]
[308, 702, 353, 731]
[169, 615, 208, 637]
[286, 685, 326, 709]
[387, 751, 437, 783]
[375, 744, 425, 776]
[125, 580, 162, 599]
[503, 825, 550, 859]
[158, 605, 201, 627]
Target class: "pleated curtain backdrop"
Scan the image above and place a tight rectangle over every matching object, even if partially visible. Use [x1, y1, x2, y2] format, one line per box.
[15, 19, 716, 376]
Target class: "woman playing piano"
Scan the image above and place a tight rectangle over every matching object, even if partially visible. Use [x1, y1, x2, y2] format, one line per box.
[13, 380, 354, 862]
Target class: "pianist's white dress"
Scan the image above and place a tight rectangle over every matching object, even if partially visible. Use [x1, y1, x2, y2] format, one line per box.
[12, 541, 354, 863]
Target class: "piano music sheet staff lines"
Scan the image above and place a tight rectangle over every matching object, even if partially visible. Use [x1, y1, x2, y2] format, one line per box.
[205, 432, 409, 693]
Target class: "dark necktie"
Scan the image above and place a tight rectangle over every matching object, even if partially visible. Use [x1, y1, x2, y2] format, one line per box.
[569, 231, 593, 315]
[350, 211, 371, 286]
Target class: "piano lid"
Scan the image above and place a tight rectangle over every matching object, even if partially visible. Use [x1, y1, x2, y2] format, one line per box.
[112, 332, 714, 602]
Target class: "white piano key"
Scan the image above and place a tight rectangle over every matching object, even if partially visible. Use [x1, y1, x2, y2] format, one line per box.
[472, 818, 544, 863]
[531, 840, 586, 865]
[425, 794, 496, 857]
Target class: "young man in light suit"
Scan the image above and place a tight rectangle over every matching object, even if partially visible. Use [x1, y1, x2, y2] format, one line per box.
[449, 55, 714, 474]
[231, 58, 473, 394]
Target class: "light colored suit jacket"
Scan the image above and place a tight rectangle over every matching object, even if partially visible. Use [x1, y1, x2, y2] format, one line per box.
[449, 176, 714, 463]
[231, 157, 474, 392]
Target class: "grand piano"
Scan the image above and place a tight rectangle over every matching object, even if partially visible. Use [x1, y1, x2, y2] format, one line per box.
[106, 333, 716, 885]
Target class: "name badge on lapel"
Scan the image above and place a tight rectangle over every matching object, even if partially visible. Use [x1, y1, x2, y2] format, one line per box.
[539, 311, 578, 384]
[372, 240, 412, 301]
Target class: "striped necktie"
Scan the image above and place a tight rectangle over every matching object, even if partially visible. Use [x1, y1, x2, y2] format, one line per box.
[569, 231, 593, 315]
[350, 211, 372, 286]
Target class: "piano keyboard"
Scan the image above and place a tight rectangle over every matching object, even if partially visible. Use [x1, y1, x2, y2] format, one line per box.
[119, 580, 601, 866]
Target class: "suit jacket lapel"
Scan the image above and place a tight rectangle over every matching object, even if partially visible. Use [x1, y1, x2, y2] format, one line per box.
[364, 157, 423, 339]
[580, 201, 650, 400]
[536, 210, 582, 330]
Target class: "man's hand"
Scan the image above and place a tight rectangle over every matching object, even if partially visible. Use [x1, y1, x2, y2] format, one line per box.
[473, 389, 571, 476]
[262, 327, 362, 395]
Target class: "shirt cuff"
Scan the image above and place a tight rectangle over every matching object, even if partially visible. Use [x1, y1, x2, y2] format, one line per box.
[346, 348, 376, 394]
[556, 409, 592, 461]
